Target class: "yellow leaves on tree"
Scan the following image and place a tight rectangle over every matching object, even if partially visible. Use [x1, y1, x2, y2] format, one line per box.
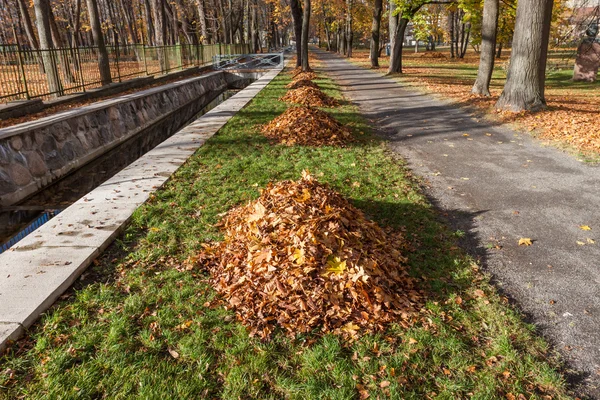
[195, 172, 423, 340]
[261, 106, 352, 146]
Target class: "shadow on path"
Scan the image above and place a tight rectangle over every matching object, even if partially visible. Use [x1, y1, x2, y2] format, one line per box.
[315, 49, 600, 398]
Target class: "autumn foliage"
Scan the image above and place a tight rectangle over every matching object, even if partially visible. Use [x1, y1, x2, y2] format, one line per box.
[261, 106, 352, 146]
[281, 86, 339, 107]
[197, 172, 423, 340]
[286, 79, 320, 90]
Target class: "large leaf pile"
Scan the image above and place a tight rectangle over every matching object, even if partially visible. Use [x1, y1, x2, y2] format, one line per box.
[291, 70, 318, 81]
[197, 172, 423, 340]
[286, 79, 320, 90]
[281, 86, 339, 107]
[261, 106, 352, 146]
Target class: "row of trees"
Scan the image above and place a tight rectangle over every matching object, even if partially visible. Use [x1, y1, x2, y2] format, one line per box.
[0, 0, 586, 110]
[292, 0, 573, 112]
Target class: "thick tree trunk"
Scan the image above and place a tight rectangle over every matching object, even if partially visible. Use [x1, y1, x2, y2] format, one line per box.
[34, 0, 63, 96]
[196, 0, 209, 44]
[346, 0, 353, 57]
[150, 0, 169, 71]
[389, 0, 397, 51]
[17, 0, 39, 50]
[251, 0, 259, 52]
[495, 0, 554, 112]
[388, 17, 408, 74]
[370, 0, 383, 67]
[290, 0, 303, 67]
[301, 0, 311, 71]
[86, 0, 112, 84]
[144, 0, 156, 45]
[472, 0, 499, 96]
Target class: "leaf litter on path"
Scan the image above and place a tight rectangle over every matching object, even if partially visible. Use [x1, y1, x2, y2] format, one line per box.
[194, 172, 423, 340]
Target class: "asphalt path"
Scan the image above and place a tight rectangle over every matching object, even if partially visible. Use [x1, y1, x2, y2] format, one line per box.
[315, 49, 600, 398]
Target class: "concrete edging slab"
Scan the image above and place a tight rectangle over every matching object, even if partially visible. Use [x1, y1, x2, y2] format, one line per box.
[0, 65, 284, 353]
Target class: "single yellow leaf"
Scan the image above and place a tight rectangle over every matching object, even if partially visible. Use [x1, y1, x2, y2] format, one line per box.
[518, 238, 532, 246]
[408, 337, 418, 345]
[587, 238, 595, 244]
[577, 241, 586, 246]
[580, 225, 592, 231]
[323, 256, 347, 275]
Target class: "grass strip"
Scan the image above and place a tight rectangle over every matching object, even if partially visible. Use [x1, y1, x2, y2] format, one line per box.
[0, 65, 571, 399]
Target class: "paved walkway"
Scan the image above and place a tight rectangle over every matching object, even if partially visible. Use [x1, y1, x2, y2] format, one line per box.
[316, 50, 600, 396]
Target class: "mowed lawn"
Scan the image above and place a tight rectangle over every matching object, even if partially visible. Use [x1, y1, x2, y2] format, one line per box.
[0, 64, 572, 399]
[348, 47, 600, 159]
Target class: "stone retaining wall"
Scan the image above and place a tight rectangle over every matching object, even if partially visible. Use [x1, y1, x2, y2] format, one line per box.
[0, 71, 239, 206]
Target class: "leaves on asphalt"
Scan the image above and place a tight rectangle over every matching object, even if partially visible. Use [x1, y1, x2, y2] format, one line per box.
[195, 172, 423, 340]
[518, 238, 533, 246]
[580, 225, 592, 231]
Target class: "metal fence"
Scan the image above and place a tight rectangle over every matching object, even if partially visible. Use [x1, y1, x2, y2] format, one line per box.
[0, 43, 250, 102]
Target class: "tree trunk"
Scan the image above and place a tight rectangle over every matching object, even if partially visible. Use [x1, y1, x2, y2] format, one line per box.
[196, 0, 208, 44]
[301, 0, 311, 71]
[17, 0, 39, 50]
[346, 0, 353, 57]
[389, 0, 397, 51]
[34, 0, 63, 96]
[388, 17, 408, 74]
[290, 0, 303, 67]
[472, 0, 499, 96]
[251, 0, 259, 52]
[370, 0, 383, 67]
[150, 0, 169, 71]
[85, 0, 112, 84]
[495, 42, 503, 58]
[144, 0, 156, 45]
[448, 10, 455, 58]
[495, 0, 554, 112]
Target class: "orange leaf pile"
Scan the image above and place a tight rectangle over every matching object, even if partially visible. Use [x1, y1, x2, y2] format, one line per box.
[291, 71, 318, 81]
[196, 172, 423, 340]
[286, 79, 320, 90]
[281, 86, 339, 107]
[261, 106, 352, 146]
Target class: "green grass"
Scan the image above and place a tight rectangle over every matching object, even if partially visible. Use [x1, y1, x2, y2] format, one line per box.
[0, 67, 571, 399]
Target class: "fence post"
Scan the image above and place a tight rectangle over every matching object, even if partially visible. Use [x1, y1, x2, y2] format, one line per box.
[115, 43, 122, 82]
[14, 36, 30, 100]
[75, 47, 86, 93]
[142, 43, 149, 76]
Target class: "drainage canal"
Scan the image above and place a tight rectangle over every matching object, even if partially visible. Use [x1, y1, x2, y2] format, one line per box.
[0, 89, 238, 253]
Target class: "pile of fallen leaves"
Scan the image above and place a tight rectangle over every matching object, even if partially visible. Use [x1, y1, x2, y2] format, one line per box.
[291, 71, 318, 81]
[196, 172, 423, 340]
[281, 86, 339, 107]
[420, 52, 447, 59]
[286, 79, 320, 90]
[261, 106, 351, 146]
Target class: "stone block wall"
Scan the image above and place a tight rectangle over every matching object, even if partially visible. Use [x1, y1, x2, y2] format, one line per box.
[0, 71, 229, 206]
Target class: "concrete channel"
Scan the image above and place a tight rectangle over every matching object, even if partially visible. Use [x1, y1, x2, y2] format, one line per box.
[0, 64, 283, 352]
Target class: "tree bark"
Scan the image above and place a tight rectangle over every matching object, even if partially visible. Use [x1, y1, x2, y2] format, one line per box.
[388, 17, 408, 74]
[346, 0, 353, 57]
[472, 0, 499, 96]
[17, 0, 39, 50]
[301, 0, 311, 71]
[150, 0, 169, 71]
[370, 0, 383, 67]
[495, 0, 553, 112]
[196, 0, 209, 44]
[143, 0, 156, 45]
[86, 0, 112, 84]
[34, 0, 63, 96]
[389, 0, 397, 51]
[290, 0, 303, 67]
[251, 0, 259, 52]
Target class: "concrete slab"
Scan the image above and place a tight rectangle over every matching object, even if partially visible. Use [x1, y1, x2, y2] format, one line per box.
[0, 65, 283, 353]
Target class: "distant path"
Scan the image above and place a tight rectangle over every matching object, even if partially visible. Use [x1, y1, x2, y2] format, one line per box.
[315, 49, 600, 397]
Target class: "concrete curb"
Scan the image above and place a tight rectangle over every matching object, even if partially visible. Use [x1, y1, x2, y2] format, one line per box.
[0, 65, 283, 353]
